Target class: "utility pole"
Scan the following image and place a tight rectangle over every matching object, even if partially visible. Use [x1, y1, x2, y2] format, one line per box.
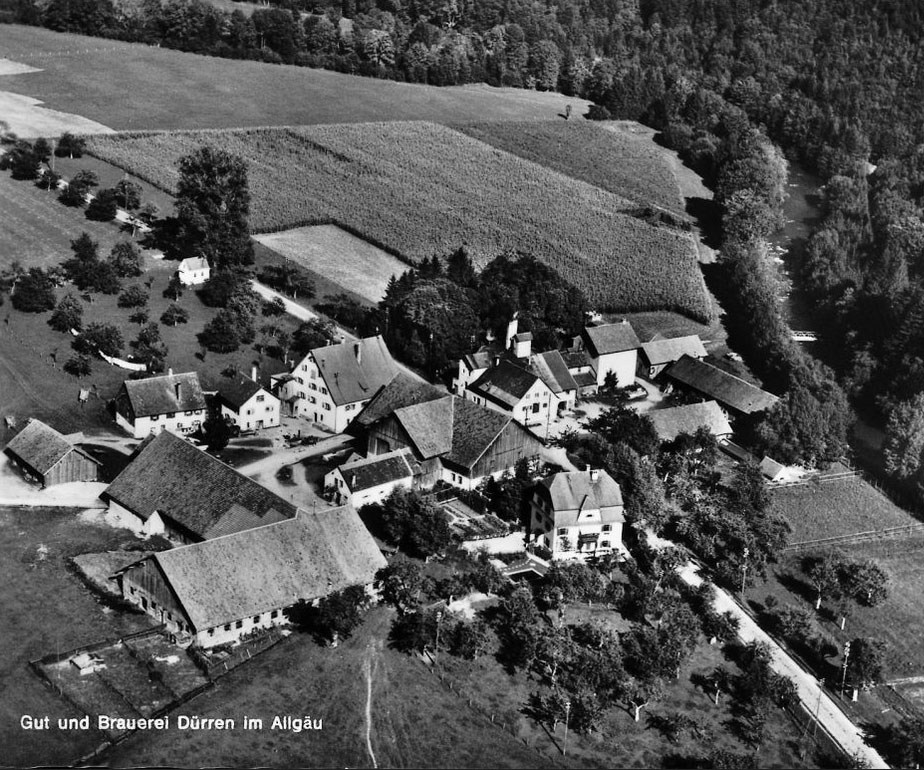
[840, 641, 851, 698]
[434, 610, 443, 662]
[740, 546, 750, 594]
[562, 699, 571, 756]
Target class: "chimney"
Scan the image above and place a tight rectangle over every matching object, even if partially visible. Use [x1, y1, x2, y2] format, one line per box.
[505, 314, 519, 350]
[350, 473, 356, 488]
[175, 382, 182, 401]
[251, 364, 258, 382]
[494, 354, 501, 368]
[354, 342, 362, 365]
[589, 468, 599, 483]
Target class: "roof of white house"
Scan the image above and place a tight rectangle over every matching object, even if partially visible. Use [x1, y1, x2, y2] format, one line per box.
[582, 321, 641, 357]
[129, 507, 386, 631]
[649, 400, 733, 442]
[178, 257, 209, 272]
[219, 375, 276, 411]
[528, 350, 578, 394]
[310, 335, 399, 406]
[469, 359, 542, 409]
[121, 372, 206, 417]
[4, 418, 98, 474]
[538, 469, 625, 527]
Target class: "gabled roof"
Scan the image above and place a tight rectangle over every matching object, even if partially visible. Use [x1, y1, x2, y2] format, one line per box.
[445, 397, 516, 469]
[665, 356, 779, 415]
[562, 350, 591, 370]
[640, 335, 707, 367]
[582, 322, 641, 357]
[219, 375, 275, 411]
[394, 397, 455, 458]
[529, 350, 578, 394]
[134, 508, 386, 631]
[336, 450, 415, 492]
[759, 456, 787, 480]
[649, 400, 733, 442]
[4, 419, 98, 474]
[121, 372, 206, 418]
[178, 257, 209, 272]
[352, 373, 447, 430]
[462, 349, 494, 371]
[468, 359, 541, 408]
[104, 431, 296, 540]
[538, 469, 625, 526]
[310, 335, 399, 406]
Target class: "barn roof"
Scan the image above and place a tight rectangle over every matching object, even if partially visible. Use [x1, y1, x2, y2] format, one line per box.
[336, 450, 414, 492]
[104, 431, 296, 540]
[394, 397, 455, 458]
[352, 373, 447, 430]
[311, 335, 399, 406]
[665, 356, 779, 415]
[4, 419, 98, 474]
[138, 507, 386, 631]
[469, 359, 540, 408]
[649, 401, 733, 442]
[445, 397, 516, 469]
[121, 372, 206, 418]
[582, 322, 641, 357]
[640, 335, 707, 368]
[538, 469, 624, 526]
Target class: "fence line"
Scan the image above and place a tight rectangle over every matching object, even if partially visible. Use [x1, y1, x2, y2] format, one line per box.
[784, 523, 924, 552]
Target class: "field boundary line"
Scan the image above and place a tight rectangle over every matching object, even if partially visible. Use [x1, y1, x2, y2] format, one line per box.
[784, 523, 924, 552]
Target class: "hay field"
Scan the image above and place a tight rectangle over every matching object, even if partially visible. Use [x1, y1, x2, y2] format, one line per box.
[87, 122, 712, 318]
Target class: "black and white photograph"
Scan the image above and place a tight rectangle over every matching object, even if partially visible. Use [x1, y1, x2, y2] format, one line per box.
[0, 1, 919, 767]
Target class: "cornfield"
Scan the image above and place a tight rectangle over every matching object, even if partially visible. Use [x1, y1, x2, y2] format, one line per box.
[87, 122, 712, 320]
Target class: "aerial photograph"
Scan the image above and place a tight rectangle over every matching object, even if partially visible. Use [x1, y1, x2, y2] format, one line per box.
[1, 1, 923, 767]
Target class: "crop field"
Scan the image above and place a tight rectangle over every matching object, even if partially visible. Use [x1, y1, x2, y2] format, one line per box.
[459, 121, 686, 216]
[87, 123, 712, 318]
[254, 225, 407, 303]
[770, 478, 918, 544]
[0, 26, 588, 132]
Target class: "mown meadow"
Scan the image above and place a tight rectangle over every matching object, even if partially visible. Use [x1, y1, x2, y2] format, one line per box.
[87, 122, 712, 320]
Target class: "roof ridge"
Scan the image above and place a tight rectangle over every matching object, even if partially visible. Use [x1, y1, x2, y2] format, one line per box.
[157, 508, 310, 556]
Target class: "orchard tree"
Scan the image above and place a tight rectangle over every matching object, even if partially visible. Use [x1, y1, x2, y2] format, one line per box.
[85, 187, 119, 221]
[846, 637, 887, 693]
[55, 132, 86, 158]
[161, 304, 189, 326]
[59, 169, 99, 207]
[292, 317, 336, 356]
[75, 322, 123, 357]
[806, 552, 842, 610]
[163, 274, 184, 302]
[108, 242, 144, 278]
[8, 140, 40, 180]
[118, 284, 149, 309]
[32, 137, 52, 163]
[11, 268, 56, 312]
[48, 292, 83, 332]
[114, 178, 142, 212]
[36, 169, 61, 192]
[64, 354, 92, 377]
[374, 556, 426, 615]
[199, 308, 247, 353]
[174, 146, 254, 267]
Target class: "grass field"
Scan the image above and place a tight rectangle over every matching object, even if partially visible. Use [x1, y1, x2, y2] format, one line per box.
[87, 122, 711, 318]
[0, 26, 588, 132]
[459, 121, 686, 217]
[0, 506, 153, 767]
[254, 225, 407, 304]
[769, 478, 918, 544]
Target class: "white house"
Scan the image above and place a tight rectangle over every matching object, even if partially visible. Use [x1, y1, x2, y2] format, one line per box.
[113, 371, 207, 438]
[324, 449, 415, 507]
[274, 336, 399, 433]
[176, 257, 210, 286]
[218, 373, 281, 432]
[581, 321, 641, 388]
[451, 349, 493, 396]
[116, 507, 386, 648]
[466, 359, 557, 429]
[528, 468, 627, 561]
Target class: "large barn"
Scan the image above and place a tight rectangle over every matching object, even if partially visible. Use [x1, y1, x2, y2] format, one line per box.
[3, 419, 100, 487]
[117, 506, 386, 648]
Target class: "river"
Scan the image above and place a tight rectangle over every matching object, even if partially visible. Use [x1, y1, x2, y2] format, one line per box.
[767, 162, 823, 334]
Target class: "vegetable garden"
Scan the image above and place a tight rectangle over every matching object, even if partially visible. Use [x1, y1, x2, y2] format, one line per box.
[87, 122, 712, 319]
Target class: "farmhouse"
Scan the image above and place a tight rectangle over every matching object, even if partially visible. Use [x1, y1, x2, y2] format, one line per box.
[103, 431, 296, 542]
[116, 507, 386, 648]
[528, 469, 627, 561]
[648, 401, 733, 443]
[353, 374, 543, 491]
[218, 374, 281, 432]
[664, 356, 780, 416]
[275, 335, 399, 433]
[580, 321, 641, 388]
[325, 449, 416, 507]
[113, 371, 207, 438]
[466, 359, 556, 429]
[176, 257, 210, 286]
[638, 335, 707, 379]
[3, 418, 100, 487]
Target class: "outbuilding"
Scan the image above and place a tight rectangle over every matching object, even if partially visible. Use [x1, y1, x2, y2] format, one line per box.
[3, 418, 101, 487]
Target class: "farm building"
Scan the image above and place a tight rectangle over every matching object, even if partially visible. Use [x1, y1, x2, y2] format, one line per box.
[649, 400, 733, 443]
[325, 449, 416, 507]
[561, 350, 598, 396]
[274, 335, 399, 433]
[116, 507, 386, 648]
[3, 418, 100, 487]
[176, 257, 210, 285]
[528, 468, 627, 561]
[638, 335, 707, 379]
[218, 373, 281, 432]
[114, 371, 207, 438]
[352, 373, 543, 491]
[466, 359, 557, 429]
[580, 321, 641, 388]
[103, 431, 296, 543]
[664, 356, 780, 417]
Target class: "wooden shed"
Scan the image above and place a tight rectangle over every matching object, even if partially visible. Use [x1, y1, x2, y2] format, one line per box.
[3, 419, 101, 487]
